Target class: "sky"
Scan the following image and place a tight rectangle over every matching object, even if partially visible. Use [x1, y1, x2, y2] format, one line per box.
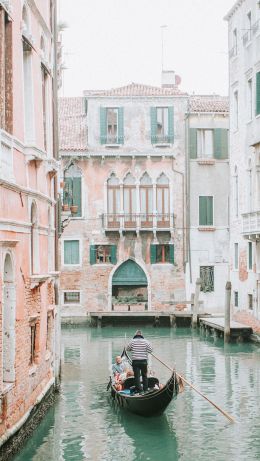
[59, 0, 235, 97]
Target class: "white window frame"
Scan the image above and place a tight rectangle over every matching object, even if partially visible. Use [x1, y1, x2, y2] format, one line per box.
[197, 129, 214, 158]
[62, 238, 82, 267]
[106, 107, 119, 144]
[62, 290, 82, 306]
[247, 241, 253, 271]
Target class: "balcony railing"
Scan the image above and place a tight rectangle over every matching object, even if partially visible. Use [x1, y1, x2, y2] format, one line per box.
[151, 134, 174, 145]
[103, 213, 174, 231]
[242, 211, 260, 236]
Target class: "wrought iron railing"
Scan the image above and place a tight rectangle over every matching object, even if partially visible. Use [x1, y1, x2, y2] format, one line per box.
[100, 135, 124, 145]
[103, 213, 174, 230]
[151, 134, 174, 145]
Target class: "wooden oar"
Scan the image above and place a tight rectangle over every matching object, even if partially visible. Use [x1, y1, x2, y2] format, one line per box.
[151, 352, 235, 424]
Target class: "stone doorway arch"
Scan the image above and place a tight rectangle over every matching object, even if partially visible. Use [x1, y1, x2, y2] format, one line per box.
[3, 252, 16, 383]
[108, 258, 151, 311]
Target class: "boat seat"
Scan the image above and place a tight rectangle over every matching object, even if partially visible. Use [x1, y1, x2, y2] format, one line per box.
[123, 376, 159, 389]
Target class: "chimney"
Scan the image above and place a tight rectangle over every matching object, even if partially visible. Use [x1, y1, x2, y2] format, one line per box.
[161, 70, 181, 88]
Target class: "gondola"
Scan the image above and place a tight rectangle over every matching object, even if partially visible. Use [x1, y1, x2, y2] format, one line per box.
[107, 349, 179, 417]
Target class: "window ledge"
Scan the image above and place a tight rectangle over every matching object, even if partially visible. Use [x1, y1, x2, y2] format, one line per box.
[105, 144, 121, 148]
[153, 143, 171, 148]
[197, 159, 215, 165]
[198, 227, 216, 232]
[30, 274, 50, 289]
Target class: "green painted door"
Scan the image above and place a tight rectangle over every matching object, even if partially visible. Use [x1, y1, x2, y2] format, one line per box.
[112, 259, 147, 286]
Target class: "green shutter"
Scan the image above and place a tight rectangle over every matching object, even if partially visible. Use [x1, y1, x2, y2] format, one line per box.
[150, 107, 157, 144]
[150, 244, 157, 264]
[256, 72, 260, 116]
[64, 178, 73, 206]
[72, 177, 82, 217]
[168, 107, 174, 143]
[64, 240, 79, 265]
[199, 197, 207, 225]
[58, 197, 62, 237]
[169, 244, 175, 264]
[90, 245, 96, 265]
[110, 245, 117, 264]
[207, 197, 213, 225]
[214, 129, 228, 159]
[189, 128, 197, 159]
[100, 107, 107, 144]
[118, 107, 124, 144]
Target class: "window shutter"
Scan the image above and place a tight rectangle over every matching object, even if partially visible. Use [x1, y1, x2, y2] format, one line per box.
[199, 197, 207, 225]
[72, 177, 82, 217]
[64, 240, 79, 265]
[214, 129, 228, 159]
[90, 245, 96, 265]
[64, 241, 71, 264]
[100, 107, 107, 144]
[256, 72, 260, 116]
[150, 244, 157, 264]
[169, 244, 175, 264]
[110, 245, 117, 264]
[118, 107, 124, 144]
[168, 107, 174, 143]
[150, 107, 157, 144]
[207, 197, 213, 225]
[189, 128, 197, 158]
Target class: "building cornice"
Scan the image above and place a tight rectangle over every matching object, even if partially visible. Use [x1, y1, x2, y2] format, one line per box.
[0, 179, 55, 205]
[224, 0, 245, 21]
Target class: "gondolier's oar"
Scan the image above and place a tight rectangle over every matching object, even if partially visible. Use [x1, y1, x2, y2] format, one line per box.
[151, 352, 235, 424]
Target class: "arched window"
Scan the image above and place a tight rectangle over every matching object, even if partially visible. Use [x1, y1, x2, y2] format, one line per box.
[3, 253, 16, 383]
[31, 202, 39, 274]
[64, 164, 82, 217]
[234, 166, 238, 218]
[156, 173, 170, 226]
[140, 173, 153, 227]
[123, 173, 136, 227]
[107, 174, 120, 228]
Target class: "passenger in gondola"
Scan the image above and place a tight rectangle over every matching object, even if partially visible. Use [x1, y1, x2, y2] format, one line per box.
[112, 356, 127, 375]
[126, 330, 153, 394]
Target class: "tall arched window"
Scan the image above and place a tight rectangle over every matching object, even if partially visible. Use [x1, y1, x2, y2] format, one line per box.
[64, 164, 82, 217]
[107, 174, 120, 228]
[234, 166, 238, 218]
[3, 253, 16, 383]
[140, 173, 153, 227]
[123, 173, 136, 227]
[22, 5, 34, 143]
[31, 202, 39, 274]
[48, 206, 54, 272]
[156, 173, 170, 227]
[247, 159, 252, 212]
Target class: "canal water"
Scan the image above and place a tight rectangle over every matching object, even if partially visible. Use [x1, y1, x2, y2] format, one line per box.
[13, 326, 260, 461]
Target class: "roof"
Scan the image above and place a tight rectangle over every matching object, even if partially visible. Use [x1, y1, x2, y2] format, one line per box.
[224, 0, 245, 21]
[84, 82, 187, 97]
[59, 97, 87, 151]
[188, 95, 229, 114]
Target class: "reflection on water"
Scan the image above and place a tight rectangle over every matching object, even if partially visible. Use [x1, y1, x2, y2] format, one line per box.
[13, 327, 260, 461]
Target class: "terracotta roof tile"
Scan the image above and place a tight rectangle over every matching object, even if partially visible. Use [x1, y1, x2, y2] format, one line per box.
[59, 97, 87, 151]
[189, 95, 229, 113]
[84, 82, 187, 97]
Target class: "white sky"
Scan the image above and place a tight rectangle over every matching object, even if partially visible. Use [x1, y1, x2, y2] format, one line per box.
[59, 0, 235, 97]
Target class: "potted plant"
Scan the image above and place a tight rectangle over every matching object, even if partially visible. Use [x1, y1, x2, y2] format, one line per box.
[60, 181, 65, 188]
[62, 203, 69, 211]
[70, 205, 78, 214]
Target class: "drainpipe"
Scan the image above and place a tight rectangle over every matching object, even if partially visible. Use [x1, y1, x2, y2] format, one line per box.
[171, 157, 186, 271]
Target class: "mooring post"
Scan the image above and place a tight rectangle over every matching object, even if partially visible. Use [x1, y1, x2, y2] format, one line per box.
[224, 281, 231, 343]
[192, 278, 201, 328]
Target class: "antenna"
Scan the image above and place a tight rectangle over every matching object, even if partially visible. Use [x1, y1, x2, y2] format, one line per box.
[160, 25, 167, 71]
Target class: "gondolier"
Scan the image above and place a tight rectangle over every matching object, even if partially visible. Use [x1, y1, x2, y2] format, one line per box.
[126, 330, 152, 393]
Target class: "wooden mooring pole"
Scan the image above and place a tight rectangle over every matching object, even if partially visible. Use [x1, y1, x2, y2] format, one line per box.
[224, 281, 231, 343]
[192, 278, 201, 328]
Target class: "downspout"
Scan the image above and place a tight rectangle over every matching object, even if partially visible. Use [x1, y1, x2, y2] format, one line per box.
[171, 158, 185, 272]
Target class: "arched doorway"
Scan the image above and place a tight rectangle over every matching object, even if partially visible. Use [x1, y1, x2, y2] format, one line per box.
[111, 259, 149, 310]
[3, 253, 16, 383]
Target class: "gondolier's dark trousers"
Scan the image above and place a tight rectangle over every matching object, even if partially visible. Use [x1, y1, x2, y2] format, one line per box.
[132, 359, 148, 392]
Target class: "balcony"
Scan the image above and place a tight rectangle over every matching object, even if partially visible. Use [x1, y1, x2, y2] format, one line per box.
[103, 213, 174, 233]
[242, 211, 260, 239]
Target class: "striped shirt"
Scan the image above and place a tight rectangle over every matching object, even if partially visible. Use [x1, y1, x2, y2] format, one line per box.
[126, 338, 153, 360]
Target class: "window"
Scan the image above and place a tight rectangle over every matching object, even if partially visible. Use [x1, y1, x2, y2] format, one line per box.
[41, 65, 48, 150]
[234, 291, 238, 307]
[151, 107, 174, 144]
[233, 28, 237, 55]
[150, 244, 174, 264]
[234, 243, 238, 270]
[46, 313, 52, 351]
[30, 323, 37, 365]
[123, 173, 136, 227]
[234, 166, 239, 217]
[63, 164, 82, 217]
[199, 196, 213, 226]
[234, 91, 238, 130]
[0, 8, 13, 133]
[63, 240, 80, 265]
[107, 174, 120, 227]
[200, 266, 214, 292]
[248, 241, 253, 270]
[156, 174, 170, 226]
[31, 202, 39, 274]
[248, 294, 253, 310]
[256, 72, 260, 116]
[100, 107, 124, 144]
[247, 78, 253, 121]
[247, 12, 252, 41]
[64, 292, 80, 304]
[90, 245, 117, 264]
[189, 129, 228, 159]
[140, 173, 153, 227]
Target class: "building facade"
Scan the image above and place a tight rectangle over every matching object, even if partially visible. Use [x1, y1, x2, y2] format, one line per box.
[0, 0, 59, 449]
[59, 72, 189, 318]
[186, 96, 230, 311]
[226, 0, 260, 322]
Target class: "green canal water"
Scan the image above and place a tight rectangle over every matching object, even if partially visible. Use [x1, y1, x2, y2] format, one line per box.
[13, 327, 260, 461]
